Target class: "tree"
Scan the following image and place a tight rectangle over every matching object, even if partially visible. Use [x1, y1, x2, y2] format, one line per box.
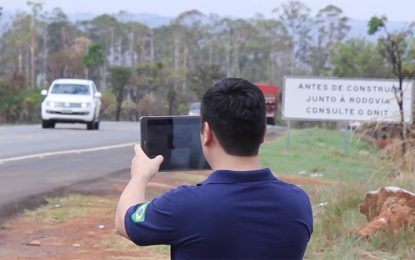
[142, 27, 171, 95]
[46, 7, 76, 54]
[134, 62, 172, 114]
[173, 9, 205, 75]
[1, 13, 32, 78]
[228, 19, 257, 78]
[0, 80, 15, 121]
[149, 10, 208, 114]
[80, 14, 126, 89]
[250, 15, 291, 84]
[84, 43, 105, 84]
[219, 18, 239, 77]
[122, 20, 151, 66]
[108, 66, 131, 121]
[171, 10, 205, 92]
[27, 0, 44, 89]
[135, 62, 164, 97]
[188, 64, 225, 99]
[368, 15, 415, 162]
[331, 38, 391, 78]
[273, 0, 312, 73]
[0, 73, 26, 122]
[312, 5, 350, 75]
[46, 37, 90, 80]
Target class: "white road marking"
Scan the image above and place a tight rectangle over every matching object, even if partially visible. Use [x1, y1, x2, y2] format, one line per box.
[0, 142, 136, 164]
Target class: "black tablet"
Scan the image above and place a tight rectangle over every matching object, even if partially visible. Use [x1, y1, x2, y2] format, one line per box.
[140, 116, 210, 171]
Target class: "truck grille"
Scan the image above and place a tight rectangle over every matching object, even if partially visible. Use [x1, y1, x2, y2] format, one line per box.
[52, 102, 83, 108]
[46, 110, 89, 115]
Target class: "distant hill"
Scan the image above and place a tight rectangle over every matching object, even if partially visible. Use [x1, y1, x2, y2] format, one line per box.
[0, 9, 411, 40]
[0, 10, 172, 31]
[66, 12, 172, 28]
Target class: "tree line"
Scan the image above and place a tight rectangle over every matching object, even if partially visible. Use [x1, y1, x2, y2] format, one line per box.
[0, 0, 413, 123]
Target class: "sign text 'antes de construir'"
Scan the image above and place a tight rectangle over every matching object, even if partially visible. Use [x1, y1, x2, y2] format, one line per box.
[283, 76, 414, 123]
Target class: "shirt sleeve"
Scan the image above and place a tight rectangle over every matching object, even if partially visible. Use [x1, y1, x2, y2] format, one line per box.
[124, 193, 176, 246]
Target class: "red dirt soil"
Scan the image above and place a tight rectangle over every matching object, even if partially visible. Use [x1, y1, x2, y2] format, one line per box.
[0, 170, 328, 259]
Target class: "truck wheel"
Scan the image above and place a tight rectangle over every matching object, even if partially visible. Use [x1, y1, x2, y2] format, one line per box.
[94, 121, 100, 130]
[42, 120, 55, 128]
[87, 121, 95, 130]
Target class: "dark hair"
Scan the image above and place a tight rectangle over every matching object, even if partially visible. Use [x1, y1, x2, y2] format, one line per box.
[201, 78, 266, 156]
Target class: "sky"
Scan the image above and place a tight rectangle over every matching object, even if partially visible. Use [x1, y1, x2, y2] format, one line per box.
[1, 0, 414, 22]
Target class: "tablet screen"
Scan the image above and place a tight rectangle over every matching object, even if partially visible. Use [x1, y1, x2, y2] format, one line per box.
[140, 116, 210, 171]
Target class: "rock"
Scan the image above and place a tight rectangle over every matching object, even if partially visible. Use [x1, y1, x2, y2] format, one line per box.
[72, 243, 81, 248]
[376, 134, 389, 149]
[26, 240, 41, 246]
[97, 224, 105, 229]
[357, 186, 415, 238]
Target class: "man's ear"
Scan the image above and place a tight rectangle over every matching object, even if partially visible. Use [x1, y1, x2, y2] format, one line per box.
[202, 122, 213, 146]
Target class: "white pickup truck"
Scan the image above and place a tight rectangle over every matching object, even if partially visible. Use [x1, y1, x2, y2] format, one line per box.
[41, 79, 102, 130]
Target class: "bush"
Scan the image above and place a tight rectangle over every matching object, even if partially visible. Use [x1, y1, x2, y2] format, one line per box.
[0, 77, 43, 124]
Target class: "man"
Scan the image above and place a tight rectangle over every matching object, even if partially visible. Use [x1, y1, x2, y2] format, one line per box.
[115, 78, 313, 259]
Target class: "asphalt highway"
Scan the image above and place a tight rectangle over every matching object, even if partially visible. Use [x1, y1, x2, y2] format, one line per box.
[0, 121, 140, 212]
[0, 121, 284, 216]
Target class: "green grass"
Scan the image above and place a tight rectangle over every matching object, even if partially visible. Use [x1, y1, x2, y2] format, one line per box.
[260, 127, 392, 181]
[259, 127, 415, 259]
[27, 194, 116, 222]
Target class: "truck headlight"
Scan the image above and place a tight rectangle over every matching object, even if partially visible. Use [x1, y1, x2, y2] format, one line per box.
[47, 101, 56, 107]
[81, 102, 91, 108]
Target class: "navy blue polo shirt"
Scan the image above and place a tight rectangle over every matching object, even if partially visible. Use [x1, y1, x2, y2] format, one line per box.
[125, 168, 313, 259]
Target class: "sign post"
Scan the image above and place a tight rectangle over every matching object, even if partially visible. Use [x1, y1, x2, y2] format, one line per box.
[343, 127, 350, 154]
[286, 120, 291, 150]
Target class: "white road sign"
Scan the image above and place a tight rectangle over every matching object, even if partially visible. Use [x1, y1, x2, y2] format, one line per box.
[283, 76, 413, 123]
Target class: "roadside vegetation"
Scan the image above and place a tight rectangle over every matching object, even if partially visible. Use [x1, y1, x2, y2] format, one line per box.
[261, 128, 415, 259]
[6, 127, 411, 259]
[1, 1, 414, 125]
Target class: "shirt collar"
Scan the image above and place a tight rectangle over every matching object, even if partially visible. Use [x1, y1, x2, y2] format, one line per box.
[199, 168, 276, 185]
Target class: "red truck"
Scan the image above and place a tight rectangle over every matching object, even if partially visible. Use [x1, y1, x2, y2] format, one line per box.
[256, 83, 281, 125]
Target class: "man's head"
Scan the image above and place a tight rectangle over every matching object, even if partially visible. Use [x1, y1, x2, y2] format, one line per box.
[201, 78, 266, 156]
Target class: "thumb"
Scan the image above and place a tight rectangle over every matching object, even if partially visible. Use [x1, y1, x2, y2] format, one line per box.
[153, 155, 164, 166]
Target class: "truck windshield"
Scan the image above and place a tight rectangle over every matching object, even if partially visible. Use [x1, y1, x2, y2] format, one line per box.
[51, 84, 90, 95]
[190, 102, 200, 109]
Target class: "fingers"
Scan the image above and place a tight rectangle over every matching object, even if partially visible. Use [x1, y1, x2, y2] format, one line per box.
[130, 144, 164, 180]
[134, 144, 163, 164]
